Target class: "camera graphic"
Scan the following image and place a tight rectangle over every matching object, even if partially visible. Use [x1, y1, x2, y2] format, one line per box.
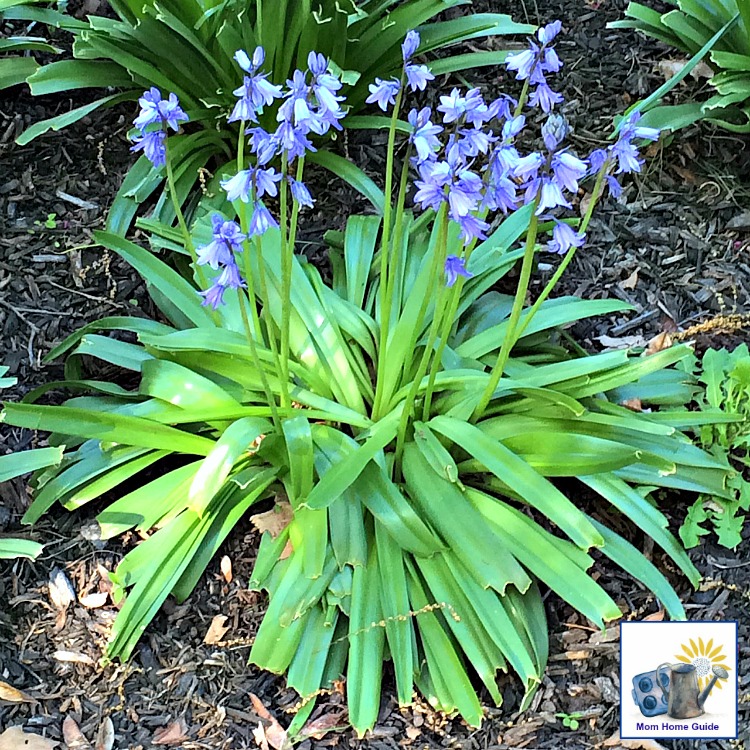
[632, 668, 670, 717]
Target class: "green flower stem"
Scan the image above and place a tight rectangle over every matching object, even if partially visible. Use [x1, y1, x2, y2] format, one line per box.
[235, 123, 280, 428]
[279, 153, 292, 409]
[372, 81, 405, 419]
[393, 209, 449, 471]
[514, 161, 610, 342]
[165, 135, 208, 291]
[383, 204, 447, 416]
[472, 203, 540, 421]
[421, 237, 481, 421]
[373, 140, 411, 420]
[513, 78, 531, 118]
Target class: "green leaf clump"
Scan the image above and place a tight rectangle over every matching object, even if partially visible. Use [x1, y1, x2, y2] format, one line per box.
[611, 1, 750, 131]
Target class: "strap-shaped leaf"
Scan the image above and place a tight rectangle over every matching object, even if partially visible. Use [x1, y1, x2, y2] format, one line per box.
[0, 445, 63, 483]
[95, 230, 214, 327]
[428, 415, 604, 550]
[304, 409, 401, 509]
[3, 403, 214, 459]
[189, 417, 271, 515]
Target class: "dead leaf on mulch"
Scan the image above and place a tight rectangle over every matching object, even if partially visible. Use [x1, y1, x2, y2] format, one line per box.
[249, 693, 289, 750]
[62, 716, 93, 750]
[602, 730, 667, 749]
[620, 398, 643, 412]
[0, 680, 38, 704]
[79, 592, 108, 609]
[203, 614, 231, 644]
[48, 568, 76, 610]
[644, 610, 666, 622]
[620, 269, 639, 291]
[657, 59, 712, 82]
[220, 555, 233, 583]
[152, 718, 190, 745]
[645, 332, 673, 355]
[95, 717, 114, 750]
[0, 726, 58, 749]
[297, 709, 348, 740]
[251, 502, 293, 538]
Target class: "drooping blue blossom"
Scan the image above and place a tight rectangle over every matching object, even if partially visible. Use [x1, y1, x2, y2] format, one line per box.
[134, 88, 188, 131]
[197, 214, 247, 269]
[444, 255, 474, 287]
[273, 121, 315, 160]
[246, 126, 278, 165]
[482, 172, 518, 214]
[130, 130, 167, 168]
[547, 221, 585, 255]
[505, 20, 564, 113]
[366, 77, 401, 111]
[538, 20, 563, 45]
[408, 107, 443, 164]
[288, 176, 314, 208]
[235, 46, 266, 74]
[606, 174, 623, 198]
[551, 151, 588, 193]
[405, 63, 434, 92]
[248, 203, 278, 237]
[620, 111, 661, 143]
[200, 283, 228, 310]
[217, 262, 245, 289]
[220, 166, 281, 203]
[528, 80, 563, 113]
[402, 30, 420, 61]
[535, 174, 571, 213]
[437, 88, 488, 125]
[456, 213, 489, 245]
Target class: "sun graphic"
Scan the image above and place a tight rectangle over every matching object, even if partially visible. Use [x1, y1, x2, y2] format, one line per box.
[675, 637, 731, 691]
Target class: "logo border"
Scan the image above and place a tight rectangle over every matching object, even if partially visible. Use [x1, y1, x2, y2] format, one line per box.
[619, 619, 739, 740]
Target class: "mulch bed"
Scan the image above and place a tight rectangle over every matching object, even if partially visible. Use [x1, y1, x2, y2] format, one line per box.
[1, 0, 748, 748]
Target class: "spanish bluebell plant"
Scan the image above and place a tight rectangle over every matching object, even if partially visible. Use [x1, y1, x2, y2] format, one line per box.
[2, 21, 742, 739]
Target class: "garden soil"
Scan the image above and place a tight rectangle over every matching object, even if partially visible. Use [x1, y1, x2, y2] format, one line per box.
[1, 0, 748, 748]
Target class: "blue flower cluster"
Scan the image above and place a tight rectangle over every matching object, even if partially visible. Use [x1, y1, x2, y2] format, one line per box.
[130, 87, 188, 168]
[128, 21, 662, 304]
[366, 30, 434, 110]
[198, 47, 346, 308]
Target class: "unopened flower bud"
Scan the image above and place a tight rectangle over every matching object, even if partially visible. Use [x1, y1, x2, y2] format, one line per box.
[542, 113, 568, 151]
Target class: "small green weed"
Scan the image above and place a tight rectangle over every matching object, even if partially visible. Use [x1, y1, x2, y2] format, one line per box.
[556, 712, 585, 731]
[679, 345, 750, 549]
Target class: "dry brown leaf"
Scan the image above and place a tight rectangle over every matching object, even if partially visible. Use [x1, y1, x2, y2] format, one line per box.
[657, 59, 712, 82]
[63, 716, 93, 750]
[644, 610, 666, 622]
[94, 717, 114, 750]
[620, 269, 639, 291]
[53, 651, 95, 666]
[220, 555, 233, 583]
[79, 592, 108, 609]
[602, 730, 667, 750]
[0, 680, 37, 704]
[279, 539, 294, 560]
[620, 398, 643, 412]
[203, 614, 230, 645]
[152, 718, 190, 746]
[253, 724, 269, 750]
[249, 693, 289, 750]
[597, 334, 646, 350]
[251, 502, 293, 539]
[646, 332, 673, 356]
[405, 725, 421, 741]
[49, 568, 76, 610]
[298, 710, 347, 740]
[0, 726, 58, 750]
